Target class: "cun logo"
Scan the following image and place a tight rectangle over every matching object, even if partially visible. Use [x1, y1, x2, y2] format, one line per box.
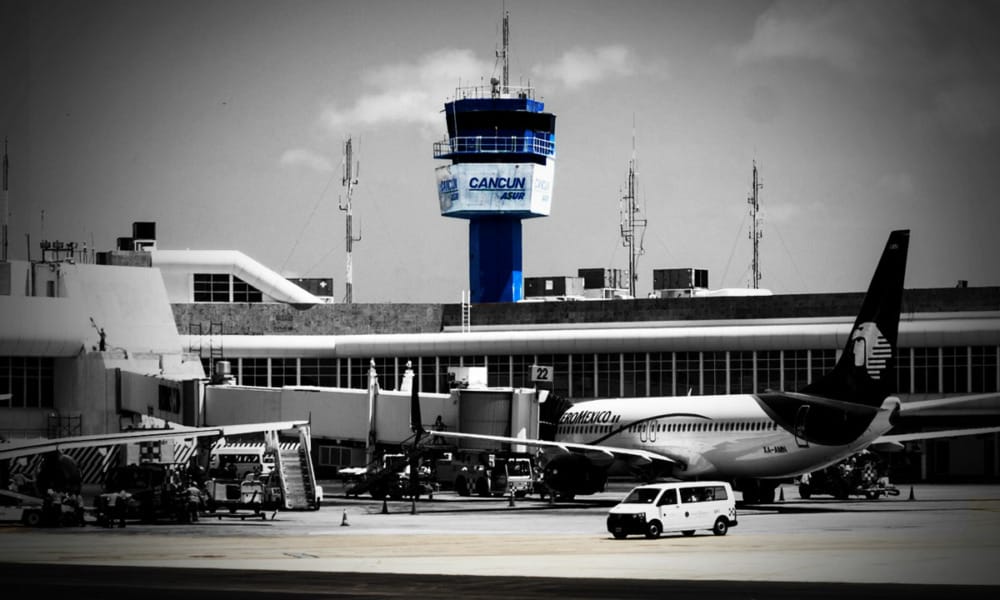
[850, 322, 892, 380]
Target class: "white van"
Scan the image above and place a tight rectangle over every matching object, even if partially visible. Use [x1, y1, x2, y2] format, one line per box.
[606, 481, 737, 539]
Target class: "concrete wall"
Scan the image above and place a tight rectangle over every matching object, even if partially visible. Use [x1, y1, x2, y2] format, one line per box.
[173, 302, 446, 336]
[171, 287, 1000, 335]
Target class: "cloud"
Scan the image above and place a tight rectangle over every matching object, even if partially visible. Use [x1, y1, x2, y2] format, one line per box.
[532, 45, 636, 90]
[735, 0, 1000, 81]
[279, 148, 334, 173]
[735, 1, 866, 72]
[933, 83, 1000, 137]
[321, 49, 491, 131]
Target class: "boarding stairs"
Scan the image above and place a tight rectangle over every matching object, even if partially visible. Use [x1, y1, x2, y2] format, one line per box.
[272, 427, 320, 510]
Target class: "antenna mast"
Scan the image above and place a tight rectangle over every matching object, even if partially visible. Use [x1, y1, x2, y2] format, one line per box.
[339, 137, 362, 304]
[501, 9, 509, 93]
[619, 124, 647, 298]
[493, 8, 510, 96]
[747, 161, 763, 289]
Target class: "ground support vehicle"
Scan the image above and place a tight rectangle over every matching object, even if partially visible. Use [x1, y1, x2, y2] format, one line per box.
[433, 451, 536, 498]
[607, 481, 738, 539]
[798, 451, 900, 500]
[0, 489, 46, 527]
[341, 453, 433, 500]
[93, 463, 188, 526]
[204, 476, 282, 520]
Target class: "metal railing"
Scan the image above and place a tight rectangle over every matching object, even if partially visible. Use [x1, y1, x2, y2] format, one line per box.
[453, 84, 536, 101]
[433, 135, 555, 159]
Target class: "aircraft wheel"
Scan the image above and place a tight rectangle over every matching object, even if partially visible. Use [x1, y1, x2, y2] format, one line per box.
[798, 484, 811, 499]
[713, 517, 729, 536]
[644, 520, 662, 539]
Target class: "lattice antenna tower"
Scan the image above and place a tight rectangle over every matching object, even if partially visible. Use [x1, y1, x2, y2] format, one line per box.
[747, 160, 763, 289]
[492, 7, 510, 97]
[339, 136, 362, 304]
[619, 122, 647, 297]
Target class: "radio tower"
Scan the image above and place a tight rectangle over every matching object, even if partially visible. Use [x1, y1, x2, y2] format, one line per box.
[619, 127, 647, 298]
[339, 137, 361, 304]
[747, 161, 763, 289]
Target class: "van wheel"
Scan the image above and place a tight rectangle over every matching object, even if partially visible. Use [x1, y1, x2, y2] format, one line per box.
[645, 520, 662, 539]
[22, 511, 42, 527]
[713, 517, 729, 536]
[612, 531, 627, 540]
[681, 530, 695, 537]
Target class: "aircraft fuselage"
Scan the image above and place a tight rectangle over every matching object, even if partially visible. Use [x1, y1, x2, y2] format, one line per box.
[554, 394, 896, 480]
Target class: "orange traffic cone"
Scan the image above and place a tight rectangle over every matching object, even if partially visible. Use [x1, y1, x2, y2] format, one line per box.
[341, 510, 350, 526]
[381, 498, 389, 514]
[908, 486, 915, 501]
[778, 486, 785, 502]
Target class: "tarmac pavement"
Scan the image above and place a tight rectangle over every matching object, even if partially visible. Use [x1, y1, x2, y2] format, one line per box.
[2, 482, 999, 597]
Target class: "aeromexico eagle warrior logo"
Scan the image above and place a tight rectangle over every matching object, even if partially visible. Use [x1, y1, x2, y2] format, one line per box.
[851, 322, 892, 380]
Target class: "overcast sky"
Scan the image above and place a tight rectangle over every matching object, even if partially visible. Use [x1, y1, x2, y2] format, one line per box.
[2, 0, 999, 302]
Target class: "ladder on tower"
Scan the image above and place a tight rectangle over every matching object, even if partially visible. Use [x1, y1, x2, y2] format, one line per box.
[461, 290, 471, 333]
[208, 321, 224, 374]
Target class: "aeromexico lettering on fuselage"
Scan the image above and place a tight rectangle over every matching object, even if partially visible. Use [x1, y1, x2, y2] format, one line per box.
[559, 410, 621, 425]
[469, 176, 527, 200]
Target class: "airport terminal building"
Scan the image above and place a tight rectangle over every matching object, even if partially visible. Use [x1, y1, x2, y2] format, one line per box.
[2, 229, 999, 483]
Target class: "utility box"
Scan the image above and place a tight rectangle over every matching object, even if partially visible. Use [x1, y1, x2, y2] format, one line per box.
[524, 276, 584, 298]
[653, 268, 708, 291]
[577, 268, 626, 290]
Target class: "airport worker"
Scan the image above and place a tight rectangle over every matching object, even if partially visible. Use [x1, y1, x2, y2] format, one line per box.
[116, 489, 131, 528]
[183, 483, 203, 523]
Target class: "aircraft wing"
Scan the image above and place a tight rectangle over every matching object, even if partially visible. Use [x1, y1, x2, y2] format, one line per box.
[899, 393, 1000, 414]
[0, 420, 309, 461]
[875, 425, 1000, 446]
[424, 428, 679, 468]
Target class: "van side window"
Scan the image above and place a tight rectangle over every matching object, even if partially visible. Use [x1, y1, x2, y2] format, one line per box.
[713, 485, 728, 501]
[657, 489, 677, 506]
[680, 488, 695, 503]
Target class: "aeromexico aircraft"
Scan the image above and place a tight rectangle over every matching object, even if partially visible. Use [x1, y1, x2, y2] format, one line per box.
[413, 230, 1000, 503]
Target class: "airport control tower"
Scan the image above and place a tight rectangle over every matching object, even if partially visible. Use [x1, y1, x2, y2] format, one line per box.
[433, 14, 556, 303]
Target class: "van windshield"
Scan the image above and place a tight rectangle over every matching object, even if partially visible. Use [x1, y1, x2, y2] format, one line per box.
[622, 488, 660, 504]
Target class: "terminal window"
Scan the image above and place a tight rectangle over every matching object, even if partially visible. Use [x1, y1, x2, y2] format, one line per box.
[0, 357, 54, 409]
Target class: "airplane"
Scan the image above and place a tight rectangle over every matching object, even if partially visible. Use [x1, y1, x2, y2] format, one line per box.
[410, 229, 1000, 503]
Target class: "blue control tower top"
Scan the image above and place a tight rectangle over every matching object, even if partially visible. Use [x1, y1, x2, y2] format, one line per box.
[434, 82, 556, 219]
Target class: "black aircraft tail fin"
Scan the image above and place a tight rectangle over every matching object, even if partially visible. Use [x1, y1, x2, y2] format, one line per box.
[802, 229, 909, 407]
[410, 363, 424, 436]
